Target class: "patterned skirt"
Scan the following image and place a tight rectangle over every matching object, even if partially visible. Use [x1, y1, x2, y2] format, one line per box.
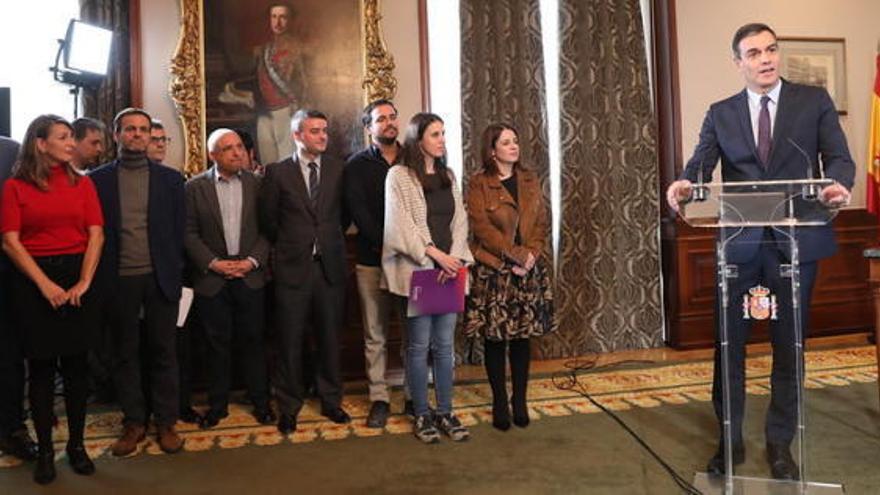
[464, 259, 557, 342]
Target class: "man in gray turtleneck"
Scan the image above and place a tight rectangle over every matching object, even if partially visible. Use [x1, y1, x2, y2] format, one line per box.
[89, 108, 186, 458]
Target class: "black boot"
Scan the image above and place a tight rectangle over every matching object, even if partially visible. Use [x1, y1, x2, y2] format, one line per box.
[66, 444, 95, 475]
[510, 338, 531, 428]
[484, 339, 510, 431]
[33, 449, 56, 485]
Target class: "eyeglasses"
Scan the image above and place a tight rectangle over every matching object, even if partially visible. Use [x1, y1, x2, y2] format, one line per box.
[150, 136, 171, 144]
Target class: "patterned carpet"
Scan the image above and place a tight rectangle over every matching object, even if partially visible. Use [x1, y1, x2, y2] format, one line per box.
[1, 344, 876, 468]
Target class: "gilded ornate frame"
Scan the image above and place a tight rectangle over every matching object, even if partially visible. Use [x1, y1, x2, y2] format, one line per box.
[169, 0, 397, 176]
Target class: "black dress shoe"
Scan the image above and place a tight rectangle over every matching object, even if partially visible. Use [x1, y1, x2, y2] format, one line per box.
[33, 451, 56, 485]
[512, 412, 530, 428]
[180, 407, 203, 424]
[199, 410, 229, 430]
[252, 407, 277, 425]
[0, 429, 38, 461]
[366, 401, 390, 428]
[277, 414, 297, 434]
[766, 443, 799, 480]
[706, 444, 746, 477]
[322, 407, 352, 424]
[492, 402, 511, 431]
[66, 445, 95, 475]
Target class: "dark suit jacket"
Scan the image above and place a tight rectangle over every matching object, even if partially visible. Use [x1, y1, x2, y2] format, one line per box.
[89, 160, 186, 301]
[184, 167, 269, 297]
[259, 155, 347, 287]
[0, 137, 19, 273]
[681, 80, 855, 263]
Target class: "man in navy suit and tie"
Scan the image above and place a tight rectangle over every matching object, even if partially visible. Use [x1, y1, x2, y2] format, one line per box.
[260, 109, 351, 433]
[667, 23, 854, 480]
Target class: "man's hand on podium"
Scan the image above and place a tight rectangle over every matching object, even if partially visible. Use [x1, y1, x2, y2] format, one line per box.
[819, 183, 851, 208]
[666, 180, 693, 212]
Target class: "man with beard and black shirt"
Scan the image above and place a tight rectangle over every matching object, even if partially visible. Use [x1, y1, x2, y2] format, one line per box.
[343, 99, 409, 427]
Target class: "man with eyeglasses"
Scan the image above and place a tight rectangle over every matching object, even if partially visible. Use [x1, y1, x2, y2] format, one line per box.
[146, 119, 170, 165]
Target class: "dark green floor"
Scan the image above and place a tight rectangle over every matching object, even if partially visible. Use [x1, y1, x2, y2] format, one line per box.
[1, 381, 879, 495]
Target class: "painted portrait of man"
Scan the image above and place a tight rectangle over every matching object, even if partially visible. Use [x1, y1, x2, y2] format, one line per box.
[204, 0, 364, 163]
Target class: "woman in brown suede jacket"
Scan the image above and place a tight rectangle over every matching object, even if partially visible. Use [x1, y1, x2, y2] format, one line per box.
[464, 123, 556, 431]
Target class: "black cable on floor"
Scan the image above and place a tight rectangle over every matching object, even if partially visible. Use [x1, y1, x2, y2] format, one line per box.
[551, 355, 704, 495]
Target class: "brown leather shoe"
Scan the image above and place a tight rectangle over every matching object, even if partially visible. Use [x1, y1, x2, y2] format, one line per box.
[157, 425, 184, 454]
[111, 424, 146, 457]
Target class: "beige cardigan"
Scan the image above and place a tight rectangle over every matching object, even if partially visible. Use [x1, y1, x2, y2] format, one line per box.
[381, 165, 473, 297]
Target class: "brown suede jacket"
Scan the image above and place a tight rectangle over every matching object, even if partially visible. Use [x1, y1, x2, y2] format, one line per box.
[465, 168, 549, 270]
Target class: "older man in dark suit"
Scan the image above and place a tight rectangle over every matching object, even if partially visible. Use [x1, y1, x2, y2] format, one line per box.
[0, 136, 38, 461]
[90, 108, 186, 457]
[260, 109, 350, 433]
[667, 23, 854, 480]
[185, 128, 274, 429]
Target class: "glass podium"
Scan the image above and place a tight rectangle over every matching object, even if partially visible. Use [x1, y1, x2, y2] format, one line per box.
[678, 179, 845, 495]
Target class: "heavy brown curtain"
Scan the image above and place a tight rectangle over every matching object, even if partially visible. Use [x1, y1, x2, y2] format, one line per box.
[80, 0, 131, 135]
[460, 0, 549, 181]
[553, 0, 662, 354]
[459, 0, 554, 362]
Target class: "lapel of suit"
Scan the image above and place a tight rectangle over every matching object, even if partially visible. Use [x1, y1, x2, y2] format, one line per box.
[147, 162, 160, 238]
[767, 80, 793, 168]
[288, 156, 317, 219]
[240, 171, 256, 239]
[316, 157, 336, 216]
[105, 161, 122, 237]
[202, 169, 225, 235]
[734, 90, 759, 162]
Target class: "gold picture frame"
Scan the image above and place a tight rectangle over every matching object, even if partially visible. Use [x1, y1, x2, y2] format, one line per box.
[170, 0, 397, 176]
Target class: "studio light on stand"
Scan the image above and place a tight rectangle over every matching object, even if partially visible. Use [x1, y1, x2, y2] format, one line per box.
[50, 19, 113, 118]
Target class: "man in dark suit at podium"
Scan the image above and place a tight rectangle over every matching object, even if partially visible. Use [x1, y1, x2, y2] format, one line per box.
[666, 23, 855, 480]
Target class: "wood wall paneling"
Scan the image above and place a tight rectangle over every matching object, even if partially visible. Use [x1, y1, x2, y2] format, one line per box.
[666, 210, 878, 349]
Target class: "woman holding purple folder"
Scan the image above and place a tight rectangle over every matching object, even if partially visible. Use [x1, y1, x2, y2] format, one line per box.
[382, 112, 473, 444]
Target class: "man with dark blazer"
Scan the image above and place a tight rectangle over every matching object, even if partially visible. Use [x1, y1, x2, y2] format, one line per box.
[0, 136, 38, 461]
[667, 23, 854, 480]
[90, 108, 186, 456]
[185, 129, 274, 429]
[260, 109, 351, 433]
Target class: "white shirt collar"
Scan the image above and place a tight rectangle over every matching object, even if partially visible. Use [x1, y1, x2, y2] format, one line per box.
[746, 79, 782, 107]
[211, 165, 241, 182]
[295, 152, 322, 169]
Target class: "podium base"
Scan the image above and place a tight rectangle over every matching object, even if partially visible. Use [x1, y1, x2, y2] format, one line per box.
[692, 473, 844, 494]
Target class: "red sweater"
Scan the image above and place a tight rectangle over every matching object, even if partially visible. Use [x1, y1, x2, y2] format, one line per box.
[1, 165, 104, 257]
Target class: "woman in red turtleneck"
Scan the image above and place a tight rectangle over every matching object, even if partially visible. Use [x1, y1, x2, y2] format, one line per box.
[0, 115, 104, 485]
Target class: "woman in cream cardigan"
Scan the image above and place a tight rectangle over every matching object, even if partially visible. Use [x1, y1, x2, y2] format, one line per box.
[382, 112, 473, 444]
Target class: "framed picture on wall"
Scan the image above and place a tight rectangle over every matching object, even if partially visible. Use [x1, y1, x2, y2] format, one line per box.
[168, 0, 397, 176]
[777, 37, 847, 115]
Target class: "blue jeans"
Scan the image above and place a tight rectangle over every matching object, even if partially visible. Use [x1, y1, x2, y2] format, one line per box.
[405, 309, 457, 417]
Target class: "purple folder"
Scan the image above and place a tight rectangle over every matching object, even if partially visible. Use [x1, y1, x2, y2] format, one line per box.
[407, 268, 468, 317]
